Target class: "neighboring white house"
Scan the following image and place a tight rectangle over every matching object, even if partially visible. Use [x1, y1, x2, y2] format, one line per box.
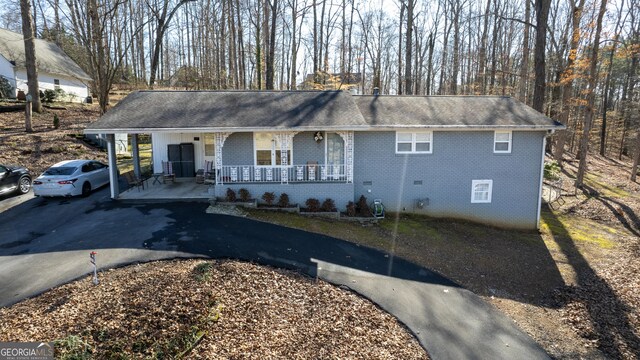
[0, 28, 91, 102]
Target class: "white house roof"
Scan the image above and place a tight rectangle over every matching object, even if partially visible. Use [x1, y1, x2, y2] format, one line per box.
[0, 28, 91, 81]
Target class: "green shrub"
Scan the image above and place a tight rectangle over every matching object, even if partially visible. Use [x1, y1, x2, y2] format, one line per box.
[544, 160, 561, 180]
[238, 188, 251, 202]
[192, 262, 214, 282]
[261, 192, 275, 206]
[321, 198, 336, 212]
[305, 198, 321, 212]
[42, 88, 66, 103]
[278, 193, 290, 208]
[225, 188, 236, 202]
[53, 114, 60, 129]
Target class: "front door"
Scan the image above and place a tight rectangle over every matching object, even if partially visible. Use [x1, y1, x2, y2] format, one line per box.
[325, 132, 345, 178]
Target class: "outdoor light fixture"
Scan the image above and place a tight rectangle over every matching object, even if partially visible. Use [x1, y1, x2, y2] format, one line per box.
[314, 131, 323, 142]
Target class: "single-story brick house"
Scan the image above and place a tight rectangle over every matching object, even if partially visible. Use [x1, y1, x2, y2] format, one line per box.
[84, 90, 563, 229]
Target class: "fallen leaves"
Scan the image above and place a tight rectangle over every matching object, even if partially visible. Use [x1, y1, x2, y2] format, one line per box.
[0, 259, 428, 359]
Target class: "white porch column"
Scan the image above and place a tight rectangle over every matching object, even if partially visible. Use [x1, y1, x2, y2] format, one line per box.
[338, 131, 354, 183]
[106, 134, 120, 199]
[131, 134, 141, 178]
[275, 132, 297, 184]
[214, 132, 231, 184]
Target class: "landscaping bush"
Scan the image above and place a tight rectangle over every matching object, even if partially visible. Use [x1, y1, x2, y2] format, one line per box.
[238, 188, 251, 202]
[261, 192, 275, 206]
[356, 195, 372, 217]
[225, 188, 236, 202]
[42, 88, 65, 103]
[53, 114, 60, 129]
[305, 198, 321, 212]
[0, 76, 13, 98]
[544, 160, 561, 180]
[278, 193, 290, 208]
[346, 201, 356, 217]
[321, 198, 337, 212]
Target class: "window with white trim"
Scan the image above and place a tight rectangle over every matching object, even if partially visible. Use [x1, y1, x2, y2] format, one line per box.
[494, 131, 512, 153]
[471, 180, 493, 203]
[396, 131, 432, 153]
[203, 133, 215, 156]
[254, 133, 292, 166]
[54, 79, 60, 90]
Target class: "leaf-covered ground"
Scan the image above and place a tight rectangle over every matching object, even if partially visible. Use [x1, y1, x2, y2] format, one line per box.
[0, 260, 428, 359]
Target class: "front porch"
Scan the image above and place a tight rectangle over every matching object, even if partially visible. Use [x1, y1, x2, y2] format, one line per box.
[118, 178, 212, 201]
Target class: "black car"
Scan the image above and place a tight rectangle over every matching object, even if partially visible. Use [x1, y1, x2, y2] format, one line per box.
[0, 164, 32, 196]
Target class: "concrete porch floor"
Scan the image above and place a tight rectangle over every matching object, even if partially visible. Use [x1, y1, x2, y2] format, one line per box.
[118, 177, 213, 201]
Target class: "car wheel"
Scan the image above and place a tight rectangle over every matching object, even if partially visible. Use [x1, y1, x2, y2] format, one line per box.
[17, 176, 31, 194]
[81, 182, 92, 197]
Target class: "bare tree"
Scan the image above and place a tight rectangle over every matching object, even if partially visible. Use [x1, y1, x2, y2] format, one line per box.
[553, 0, 586, 167]
[532, 0, 551, 112]
[147, 0, 196, 88]
[575, 0, 608, 188]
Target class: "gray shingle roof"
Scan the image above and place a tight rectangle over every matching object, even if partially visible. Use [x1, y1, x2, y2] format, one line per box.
[0, 28, 91, 81]
[85, 90, 368, 132]
[353, 95, 562, 129]
[85, 91, 563, 133]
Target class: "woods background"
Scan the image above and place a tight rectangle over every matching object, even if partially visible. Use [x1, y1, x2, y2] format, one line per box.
[2, 0, 639, 182]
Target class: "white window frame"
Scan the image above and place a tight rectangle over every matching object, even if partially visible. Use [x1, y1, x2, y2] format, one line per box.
[395, 131, 433, 154]
[53, 79, 60, 90]
[253, 133, 293, 167]
[471, 179, 493, 203]
[494, 131, 512, 153]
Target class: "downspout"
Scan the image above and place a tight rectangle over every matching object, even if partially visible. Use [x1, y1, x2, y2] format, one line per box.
[536, 130, 554, 229]
[106, 134, 120, 199]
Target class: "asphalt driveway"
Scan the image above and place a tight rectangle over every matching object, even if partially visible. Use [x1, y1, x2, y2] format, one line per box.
[0, 188, 549, 360]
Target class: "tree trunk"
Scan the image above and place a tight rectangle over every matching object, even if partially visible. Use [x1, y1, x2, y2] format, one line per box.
[266, 0, 278, 89]
[405, 0, 414, 95]
[518, 0, 530, 102]
[450, 0, 460, 95]
[532, 0, 551, 112]
[477, 0, 490, 94]
[397, 2, 404, 94]
[631, 132, 640, 182]
[554, 0, 585, 167]
[20, 0, 42, 119]
[575, 0, 608, 188]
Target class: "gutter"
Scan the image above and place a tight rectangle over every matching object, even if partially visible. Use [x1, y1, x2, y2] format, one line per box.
[84, 124, 565, 135]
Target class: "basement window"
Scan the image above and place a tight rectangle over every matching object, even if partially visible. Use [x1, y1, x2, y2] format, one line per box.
[471, 180, 493, 203]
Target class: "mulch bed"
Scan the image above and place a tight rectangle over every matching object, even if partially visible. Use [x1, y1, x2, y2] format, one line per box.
[0, 259, 428, 359]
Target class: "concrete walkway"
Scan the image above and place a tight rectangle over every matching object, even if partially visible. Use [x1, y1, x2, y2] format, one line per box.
[0, 191, 549, 360]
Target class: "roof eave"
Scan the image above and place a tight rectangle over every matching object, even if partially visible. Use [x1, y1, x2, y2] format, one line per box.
[84, 123, 564, 134]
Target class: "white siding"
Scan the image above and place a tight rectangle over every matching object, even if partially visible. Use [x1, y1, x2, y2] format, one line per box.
[151, 133, 204, 174]
[0, 55, 16, 96]
[15, 70, 89, 102]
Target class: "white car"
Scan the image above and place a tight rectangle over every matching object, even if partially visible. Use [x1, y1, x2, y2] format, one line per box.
[33, 160, 111, 197]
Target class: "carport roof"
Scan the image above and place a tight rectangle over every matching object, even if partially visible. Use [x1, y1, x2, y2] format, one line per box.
[84, 91, 563, 134]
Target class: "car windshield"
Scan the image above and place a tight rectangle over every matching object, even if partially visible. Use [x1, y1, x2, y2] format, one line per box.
[43, 167, 76, 176]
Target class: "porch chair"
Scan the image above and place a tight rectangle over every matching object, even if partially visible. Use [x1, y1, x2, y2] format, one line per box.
[162, 161, 176, 184]
[123, 170, 145, 191]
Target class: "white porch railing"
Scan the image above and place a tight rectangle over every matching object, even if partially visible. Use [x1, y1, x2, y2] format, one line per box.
[217, 164, 346, 184]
